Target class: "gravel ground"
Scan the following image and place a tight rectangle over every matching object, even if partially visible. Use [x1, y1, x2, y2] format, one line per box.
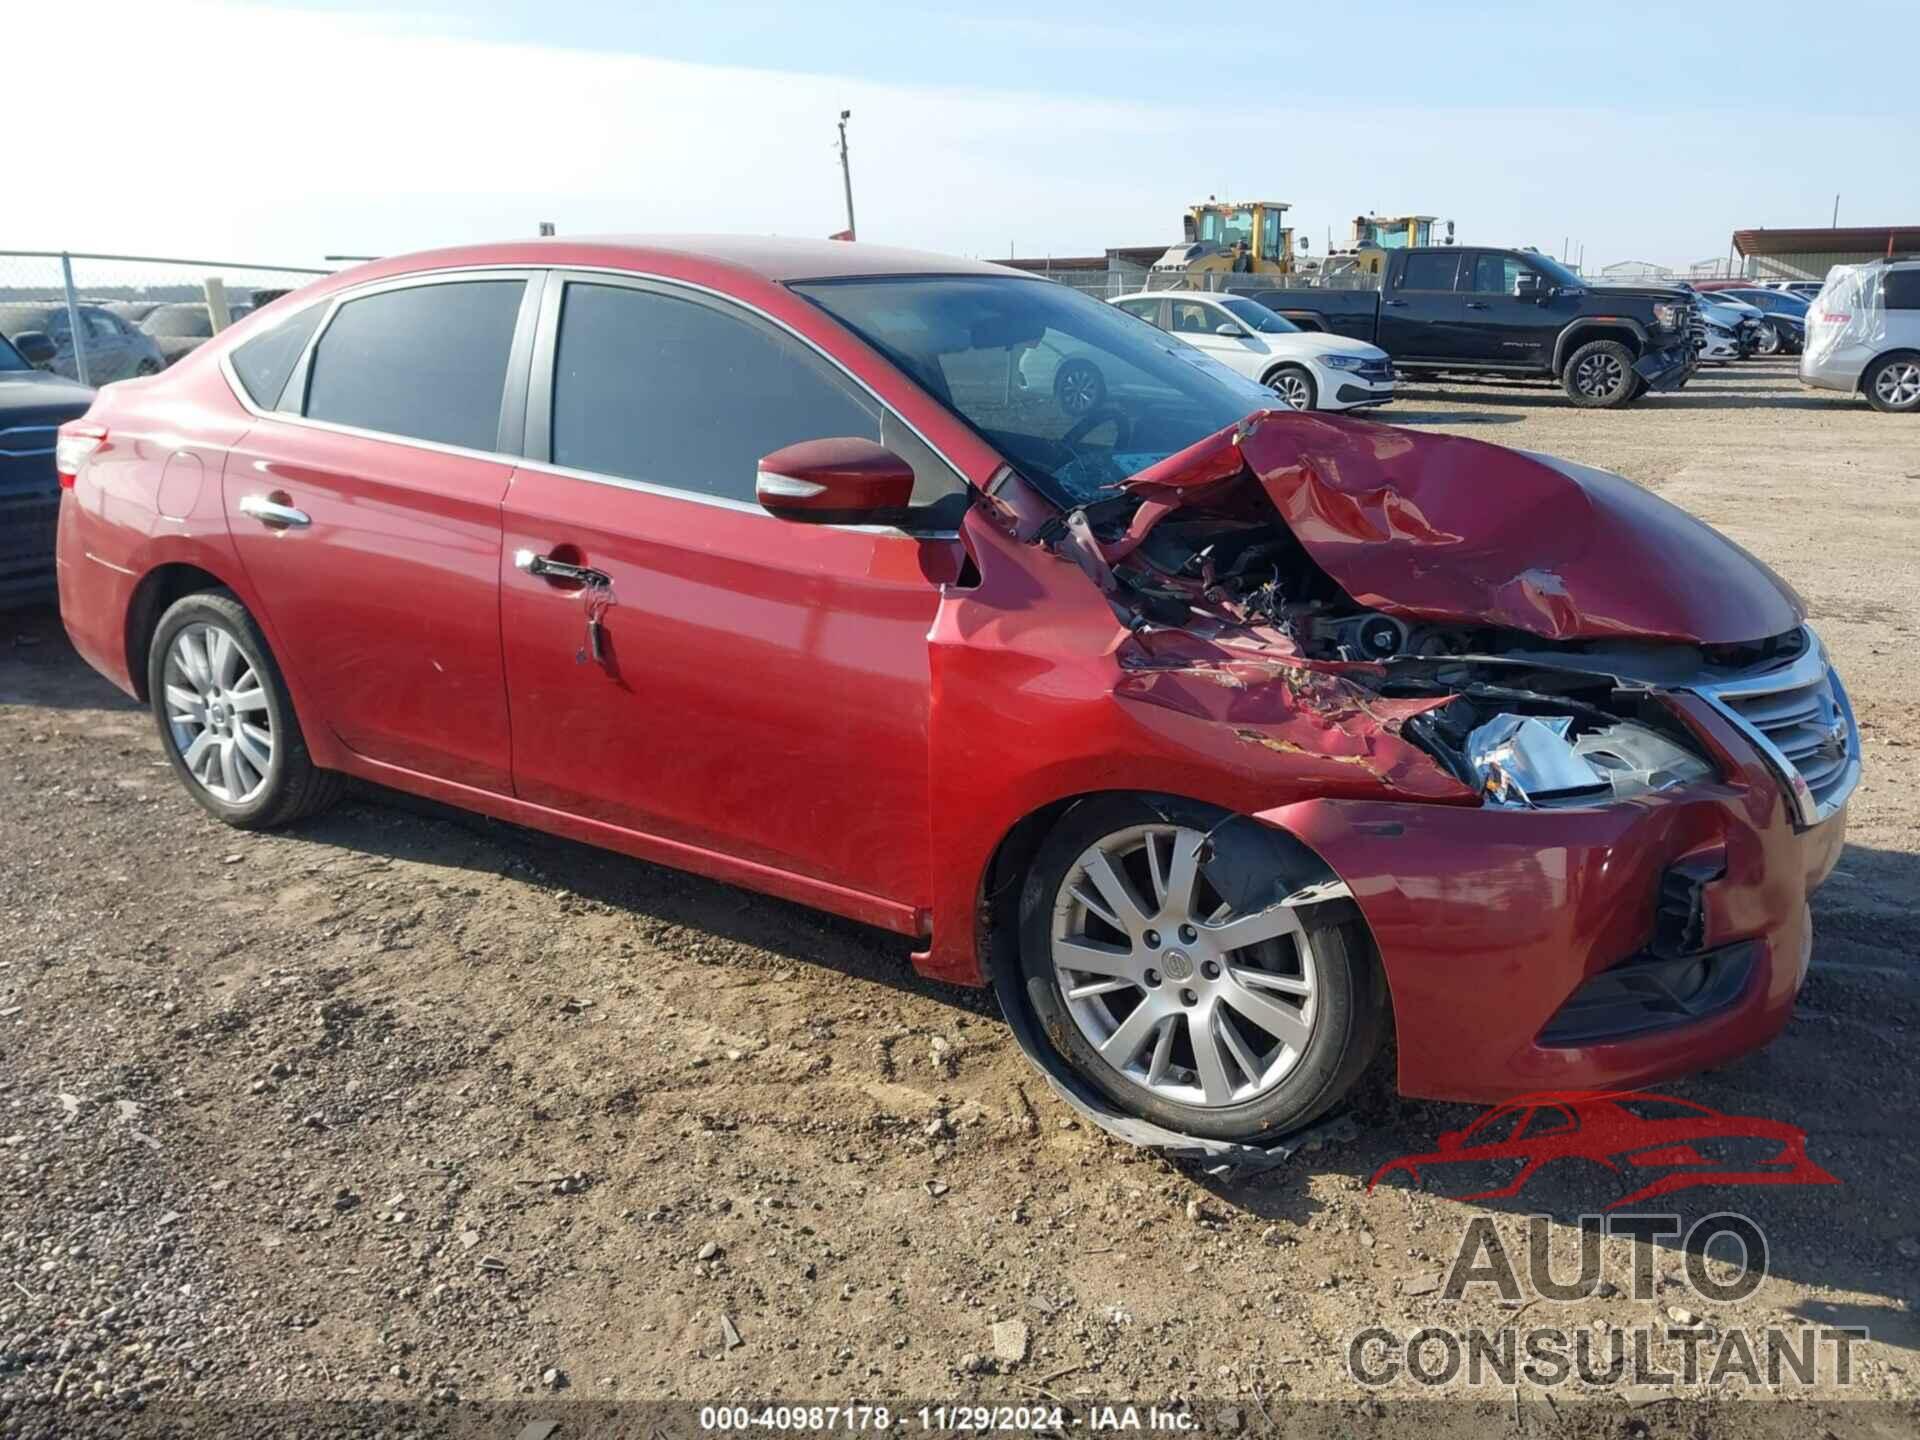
[1, 357, 1916, 1436]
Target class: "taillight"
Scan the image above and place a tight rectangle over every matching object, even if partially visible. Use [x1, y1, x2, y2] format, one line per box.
[55, 423, 106, 489]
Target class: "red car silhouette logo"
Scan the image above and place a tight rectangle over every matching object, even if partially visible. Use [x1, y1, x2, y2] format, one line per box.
[1369, 1090, 1838, 1210]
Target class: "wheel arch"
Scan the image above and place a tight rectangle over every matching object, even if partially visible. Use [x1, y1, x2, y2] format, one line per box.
[973, 788, 1365, 989]
[1553, 321, 1646, 375]
[125, 561, 234, 702]
[1863, 347, 1920, 396]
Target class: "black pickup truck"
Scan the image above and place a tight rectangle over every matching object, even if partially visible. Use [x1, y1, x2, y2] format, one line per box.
[1233, 247, 1697, 408]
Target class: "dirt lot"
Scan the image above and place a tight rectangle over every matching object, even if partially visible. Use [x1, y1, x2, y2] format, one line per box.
[2, 357, 1916, 1435]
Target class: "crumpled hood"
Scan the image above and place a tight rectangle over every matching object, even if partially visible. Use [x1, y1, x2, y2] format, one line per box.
[1118, 411, 1806, 645]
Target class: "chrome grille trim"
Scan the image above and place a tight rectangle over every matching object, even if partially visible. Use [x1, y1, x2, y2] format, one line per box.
[0, 424, 58, 458]
[1689, 627, 1860, 828]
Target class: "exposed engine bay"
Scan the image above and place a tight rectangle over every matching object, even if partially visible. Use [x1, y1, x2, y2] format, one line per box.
[1035, 411, 1818, 811]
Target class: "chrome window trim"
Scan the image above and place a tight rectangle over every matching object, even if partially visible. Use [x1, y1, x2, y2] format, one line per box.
[0, 424, 59, 458]
[217, 261, 972, 538]
[1686, 626, 1861, 828]
[510, 454, 956, 539]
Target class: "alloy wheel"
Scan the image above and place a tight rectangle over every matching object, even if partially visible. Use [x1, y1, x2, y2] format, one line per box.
[1272, 372, 1312, 410]
[1574, 352, 1625, 397]
[1875, 361, 1920, 409]
[1050, 824, 1318, 1109]
[162, 623, 274, 804]
[1755, 324, 1781, 356]
[1056, 362, 1102, 416]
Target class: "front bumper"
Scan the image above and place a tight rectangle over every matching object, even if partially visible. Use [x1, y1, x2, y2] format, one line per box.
[1317, 361, 1395, 411]
[1634, 341, 1695, 392]
[1259, 694, 1846, 1102]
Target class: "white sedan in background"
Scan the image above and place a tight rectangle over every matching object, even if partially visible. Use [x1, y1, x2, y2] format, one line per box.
[1110, 291, 1394, 412]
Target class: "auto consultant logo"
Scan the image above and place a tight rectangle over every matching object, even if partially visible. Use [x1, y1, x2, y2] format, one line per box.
[1367, 1089, 1839, 1210]
[1348, 1213, 1869, 1393]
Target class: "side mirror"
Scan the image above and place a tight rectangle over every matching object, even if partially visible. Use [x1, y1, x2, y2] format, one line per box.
[756, 437, 915, 525]
[1214, 322, 1248, 337]
[1513, 274, 1545, 302]
[13, 331, 56, 367]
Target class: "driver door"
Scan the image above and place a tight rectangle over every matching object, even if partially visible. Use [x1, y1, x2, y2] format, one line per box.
[499, 273, 970, 913]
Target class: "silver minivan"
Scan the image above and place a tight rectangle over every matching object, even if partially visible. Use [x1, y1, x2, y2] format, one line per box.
[1800, 260, 1920, 413]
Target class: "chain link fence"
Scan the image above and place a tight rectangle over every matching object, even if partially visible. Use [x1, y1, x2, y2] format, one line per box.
[1031, 264, 1394, 300]
[0, 250, 330, 388]
[0, 251, 330, 605]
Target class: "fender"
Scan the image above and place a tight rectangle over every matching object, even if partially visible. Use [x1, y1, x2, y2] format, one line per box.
[915, 510, 1470, 986]
[1553, 316, 1649, 374]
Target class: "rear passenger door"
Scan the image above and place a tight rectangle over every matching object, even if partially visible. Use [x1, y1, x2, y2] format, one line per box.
[221, 272, 540, 792]
[1377, 250, 1465, 362]
[499, 273, 969, 914]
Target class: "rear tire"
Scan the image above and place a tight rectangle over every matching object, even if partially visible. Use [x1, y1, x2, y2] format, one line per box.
[1016, 794, 1385, 1143]
[1562, 339, 1637, 408]
[1864, 352, 1920, 413]
[1266, 364, 1318, 411]
[147, 589, 343, 829]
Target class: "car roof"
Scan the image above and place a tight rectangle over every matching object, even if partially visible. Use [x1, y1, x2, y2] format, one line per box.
[337, 235, 1026, 287]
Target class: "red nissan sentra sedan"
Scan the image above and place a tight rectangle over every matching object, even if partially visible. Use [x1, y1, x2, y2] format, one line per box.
[54, 237, 1858, 1144]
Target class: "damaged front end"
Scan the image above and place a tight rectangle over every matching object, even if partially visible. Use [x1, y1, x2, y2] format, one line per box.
[1043, 408, 1854, 829]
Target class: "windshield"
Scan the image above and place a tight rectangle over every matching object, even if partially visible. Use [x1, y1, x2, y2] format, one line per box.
[795, 275, 1273, 509]
[0, 334, 27, 372]
[1221, 298, 1298, 334]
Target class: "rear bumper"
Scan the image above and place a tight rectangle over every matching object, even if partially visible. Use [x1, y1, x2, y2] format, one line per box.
[55, 491, 141, 696]
[1801, 345, 1868, 394]
[1258, 697, 1843, 1102]
[1635, 342, 1695, 392]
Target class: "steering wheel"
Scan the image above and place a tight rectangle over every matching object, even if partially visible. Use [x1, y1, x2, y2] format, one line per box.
[1062, 406, 1133, 450]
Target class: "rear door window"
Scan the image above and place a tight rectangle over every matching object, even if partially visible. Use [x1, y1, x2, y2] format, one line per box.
[304, 280, 527, 451]
[1884, 269, 1920, 310]
[1398, 252, 1461, 291]
[547, 281, 891, 505]
[230, 305, 326, 410]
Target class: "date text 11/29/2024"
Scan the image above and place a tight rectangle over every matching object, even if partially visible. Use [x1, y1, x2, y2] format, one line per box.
[699, 1405, 1198, 1431]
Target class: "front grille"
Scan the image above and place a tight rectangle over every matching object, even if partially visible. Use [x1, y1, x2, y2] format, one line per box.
[0, 425, 62, 605]
[1692, 629, 1860, 827]
[1355, 360, 1394, 383]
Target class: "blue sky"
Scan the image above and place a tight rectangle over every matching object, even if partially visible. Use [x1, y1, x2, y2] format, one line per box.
[13, 0, 1916, 269]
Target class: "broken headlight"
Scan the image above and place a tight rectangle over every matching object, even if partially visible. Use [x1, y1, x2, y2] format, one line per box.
[1467, 713, 1714, 809]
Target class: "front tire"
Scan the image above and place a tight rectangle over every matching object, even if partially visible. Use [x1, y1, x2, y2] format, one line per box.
[1266, 364, 1317, 411]
[1016, 794, 1384, 1143]
[147, 589, 343, 829]
[1562, 339, 1637, 408]
[1864, 353, 1920, 413]
[1754, 323, 1781, 356]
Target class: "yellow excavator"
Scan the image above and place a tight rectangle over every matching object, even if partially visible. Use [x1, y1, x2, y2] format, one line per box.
[1321, 214, 1455, 278]
[1152, 198, 1297, 277]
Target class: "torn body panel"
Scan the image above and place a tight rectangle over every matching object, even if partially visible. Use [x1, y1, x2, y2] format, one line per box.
[1111, 410, 1806, 646]
[1257, 694, 1845, 1100]
[916, 510, 1474, 986]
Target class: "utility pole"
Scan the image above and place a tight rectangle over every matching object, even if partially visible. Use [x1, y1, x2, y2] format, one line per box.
[837, 110, 857, 241]
[1832, 194, 1840, 227]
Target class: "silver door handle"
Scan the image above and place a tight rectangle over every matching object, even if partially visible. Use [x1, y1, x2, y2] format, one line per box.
[238, 494, 311, 528]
